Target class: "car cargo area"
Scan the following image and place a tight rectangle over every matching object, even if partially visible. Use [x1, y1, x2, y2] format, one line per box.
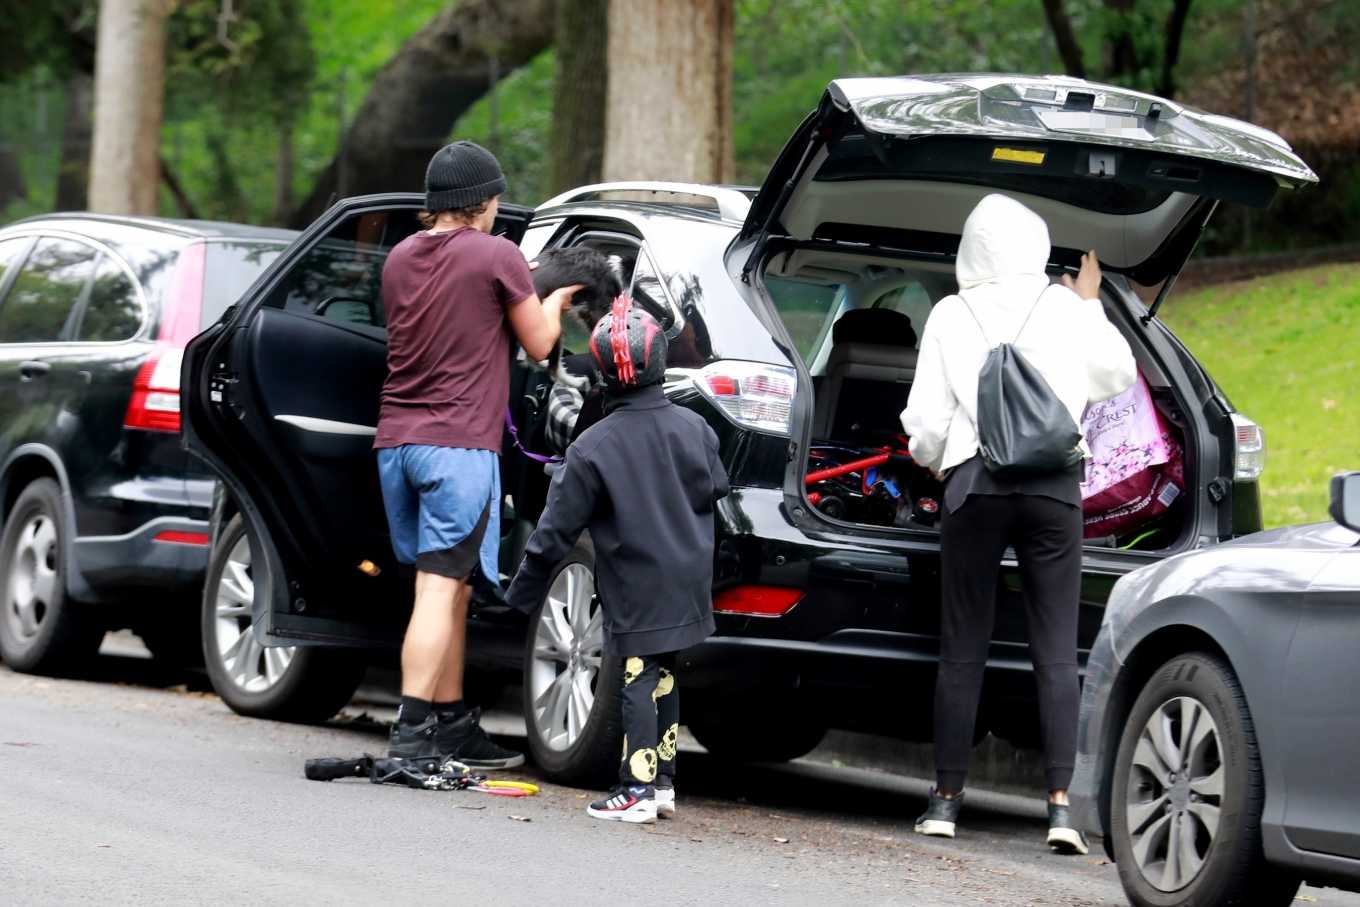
[762, 249, 1192, 552]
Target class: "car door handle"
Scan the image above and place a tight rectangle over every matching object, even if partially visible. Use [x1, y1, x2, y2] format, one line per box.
[812, 551, 912, 586]
[18, 360, 51, 381]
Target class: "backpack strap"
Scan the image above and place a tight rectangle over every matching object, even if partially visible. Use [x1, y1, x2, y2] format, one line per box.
[959, 298, 988, 345]
[1011, 285, 1050, 345]
[960, 284, 1050, 347]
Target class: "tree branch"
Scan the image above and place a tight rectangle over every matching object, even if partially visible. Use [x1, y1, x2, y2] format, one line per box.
[159, 155, 200, 219]
[1041, 0, 1087, 78]
[1159, 0, 1193, 98]
[289, 0, 555, 227]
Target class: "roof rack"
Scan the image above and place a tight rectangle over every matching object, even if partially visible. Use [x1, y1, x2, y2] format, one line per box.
[538, 181, 752, 222]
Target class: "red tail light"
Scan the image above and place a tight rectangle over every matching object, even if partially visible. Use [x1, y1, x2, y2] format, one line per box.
[125, 345, 185, 433]
[693, 361, 796, 435]
[125, 242, 204, 434]
[152, 530, 210, 546]
[713, 585, 803, 617]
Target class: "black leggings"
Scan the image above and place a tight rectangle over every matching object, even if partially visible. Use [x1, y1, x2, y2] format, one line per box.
[934, 493, 1082, 793]
[619, 653, 679, 787]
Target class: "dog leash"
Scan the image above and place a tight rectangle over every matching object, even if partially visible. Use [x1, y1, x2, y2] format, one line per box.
[504, 407, 563, 465]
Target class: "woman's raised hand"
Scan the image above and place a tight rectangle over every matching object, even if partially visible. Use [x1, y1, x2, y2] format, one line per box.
[1061, 250, 1102, 300]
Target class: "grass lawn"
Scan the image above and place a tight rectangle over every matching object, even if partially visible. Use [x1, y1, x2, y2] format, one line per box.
[1162, 263, 1360, 527]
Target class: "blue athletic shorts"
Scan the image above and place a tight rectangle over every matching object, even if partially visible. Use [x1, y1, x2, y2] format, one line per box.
[376, 445, 501, 583]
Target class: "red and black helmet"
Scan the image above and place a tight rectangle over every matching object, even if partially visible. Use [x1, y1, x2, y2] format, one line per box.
[589, 296, 667, 390]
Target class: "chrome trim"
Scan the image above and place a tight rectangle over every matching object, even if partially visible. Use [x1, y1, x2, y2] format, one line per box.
[538, 181, 753, 222]
[274, 414, 377, 437]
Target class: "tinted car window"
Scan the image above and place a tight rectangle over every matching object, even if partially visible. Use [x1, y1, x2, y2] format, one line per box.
[201, 241, 287, 329]
[629, 251, 678, 335]
[871, 282, 932, 341]
[0, 237, 97, 343]
[518, 222, 560, 262]
[764, 276, 844, 366]
[264, 209, 422, 326]
[0, 237, 30, 291]
[76, 254, 142, 341]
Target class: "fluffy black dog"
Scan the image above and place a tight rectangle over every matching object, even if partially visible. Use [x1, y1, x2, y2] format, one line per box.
[531, 247, 625, 335]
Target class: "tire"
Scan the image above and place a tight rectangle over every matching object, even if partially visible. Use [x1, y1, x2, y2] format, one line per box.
[521, 540, 623, 787]
[687, 700, 827, 764]
[0, 478, 104, 673]
[202, 515, 365, 723]
[1110, 653, 1300, 907]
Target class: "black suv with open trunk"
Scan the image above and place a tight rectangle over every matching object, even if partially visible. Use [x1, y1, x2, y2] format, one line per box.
[182, 75, 1314, 783]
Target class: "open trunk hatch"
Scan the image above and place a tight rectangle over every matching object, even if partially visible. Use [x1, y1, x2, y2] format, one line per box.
[741, 75, 1316, 285]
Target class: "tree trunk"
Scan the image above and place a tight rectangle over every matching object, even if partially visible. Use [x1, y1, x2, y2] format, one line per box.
[550, 0, 607, 195]
[1102, 0, 1141, 80]
[1041, 0, 1088, 78]
[603, 0, 735, 184]
[55, 71, 93, 211]
[0, 145, 25, 212]
[290, 0, 555, 228]
[1158, 0, 1193, 98]
[88, 0, 171, 215]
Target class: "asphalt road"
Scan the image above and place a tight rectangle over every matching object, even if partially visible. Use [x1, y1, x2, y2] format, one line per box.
[3, 650, 1358, 907]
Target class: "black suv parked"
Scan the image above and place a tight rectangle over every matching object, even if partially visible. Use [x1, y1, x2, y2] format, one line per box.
[0, 214, 293, 672]
[183, 75, 1314, 783]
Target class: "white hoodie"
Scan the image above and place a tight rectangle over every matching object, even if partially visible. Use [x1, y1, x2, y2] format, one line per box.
[900, 193, 1137, 474]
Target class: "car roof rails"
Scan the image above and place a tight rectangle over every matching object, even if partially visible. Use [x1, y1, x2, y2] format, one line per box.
[538, 181, 752, 223]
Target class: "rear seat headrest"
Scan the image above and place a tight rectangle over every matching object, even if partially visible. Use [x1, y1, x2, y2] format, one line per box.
[832, 307, 918, 348]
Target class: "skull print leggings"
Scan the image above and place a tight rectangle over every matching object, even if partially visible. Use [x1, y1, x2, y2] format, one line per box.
[619, 652, 679, 788]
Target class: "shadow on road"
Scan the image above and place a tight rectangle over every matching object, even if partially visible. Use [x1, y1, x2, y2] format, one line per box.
[73, 638, 1039, 831]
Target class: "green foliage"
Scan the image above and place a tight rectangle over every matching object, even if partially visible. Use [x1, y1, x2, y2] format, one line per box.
[168, 0, 315, 121]
[0, 1, 95, 80]
[157, 0, 446, 224]
[453, 50, 556, 206]
[1163, 264, 1360, 526]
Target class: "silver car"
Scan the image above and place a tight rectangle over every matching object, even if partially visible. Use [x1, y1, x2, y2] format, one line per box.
[1072, 472, 1360, 906]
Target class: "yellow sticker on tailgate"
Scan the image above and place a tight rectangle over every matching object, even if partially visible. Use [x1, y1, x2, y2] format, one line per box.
[991, 147, 1046, 166]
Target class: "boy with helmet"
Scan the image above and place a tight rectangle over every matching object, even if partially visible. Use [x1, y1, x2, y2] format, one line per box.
[507, 297, 730, 824]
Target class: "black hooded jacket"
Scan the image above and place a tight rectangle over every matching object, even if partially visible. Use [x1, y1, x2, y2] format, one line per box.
[506, 384, 730, 656]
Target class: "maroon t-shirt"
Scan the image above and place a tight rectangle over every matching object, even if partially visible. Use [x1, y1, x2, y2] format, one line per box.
[374, 227, 535, 452]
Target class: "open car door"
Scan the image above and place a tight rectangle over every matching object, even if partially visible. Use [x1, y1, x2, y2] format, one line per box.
[182, 194, 532, 646]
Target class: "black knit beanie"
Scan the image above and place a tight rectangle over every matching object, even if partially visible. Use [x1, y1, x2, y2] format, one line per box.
[424, 141, 507, 212]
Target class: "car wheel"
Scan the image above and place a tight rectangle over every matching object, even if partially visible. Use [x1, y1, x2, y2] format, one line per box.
[202, 515, 365, 722]
[687, 700, 827, 764]
[0, 478, 104, 673]
[1110, 653, 1300, 907]
[522, 540, 622, 786]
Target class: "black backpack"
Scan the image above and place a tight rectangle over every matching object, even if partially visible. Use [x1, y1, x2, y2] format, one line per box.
[962, 294, 1083, 478]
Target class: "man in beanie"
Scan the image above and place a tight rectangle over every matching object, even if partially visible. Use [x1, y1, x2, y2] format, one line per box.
[376, 141, 582, 767]
[507, 299, 730, 823]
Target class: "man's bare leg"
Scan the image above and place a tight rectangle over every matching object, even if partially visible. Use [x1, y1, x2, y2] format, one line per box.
[400, 571, 462, 699]
[430, 580, 472, 703]
[409, 573, 523, 768]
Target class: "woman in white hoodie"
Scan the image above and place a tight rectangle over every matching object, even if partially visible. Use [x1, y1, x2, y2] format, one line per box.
[901, 193, 1136, 852]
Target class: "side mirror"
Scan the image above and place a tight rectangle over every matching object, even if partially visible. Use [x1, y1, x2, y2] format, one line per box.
[1329, 471, 1360, 533]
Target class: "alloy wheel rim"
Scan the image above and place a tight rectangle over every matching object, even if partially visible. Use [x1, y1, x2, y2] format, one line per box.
[5, 513, 58, 643]
[213, 534, 295, 693]
[1126, 695, 1224, 891]
[529, 562, 603, 752]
